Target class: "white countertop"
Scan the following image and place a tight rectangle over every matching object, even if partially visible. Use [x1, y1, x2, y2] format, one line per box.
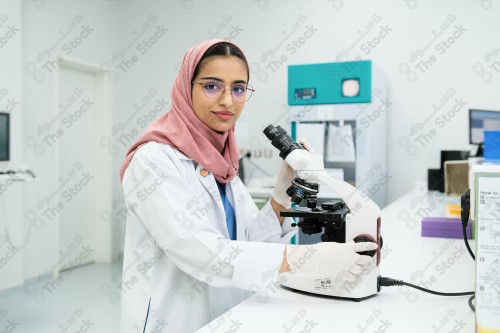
[196, 190, 476, 333]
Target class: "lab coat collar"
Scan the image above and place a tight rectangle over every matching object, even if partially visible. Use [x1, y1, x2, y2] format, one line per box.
[173, 148, 192, 161]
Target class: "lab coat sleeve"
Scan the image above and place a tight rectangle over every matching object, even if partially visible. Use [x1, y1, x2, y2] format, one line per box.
[122, 143, 285, 292]
[245, 199, 296, 244]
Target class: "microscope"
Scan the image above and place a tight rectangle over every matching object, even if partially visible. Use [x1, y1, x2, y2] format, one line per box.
[264, 125, 382, 300]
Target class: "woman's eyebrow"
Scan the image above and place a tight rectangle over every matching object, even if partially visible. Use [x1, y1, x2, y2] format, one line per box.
[199, 77, 247, 84]
[233, 79, 248, 84]
[199, 76, 223, 82]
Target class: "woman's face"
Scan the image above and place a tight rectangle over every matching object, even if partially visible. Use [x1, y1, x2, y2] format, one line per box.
[191, 55, 249, 132]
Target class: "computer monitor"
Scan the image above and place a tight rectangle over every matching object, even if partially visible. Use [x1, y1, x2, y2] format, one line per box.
[469, 109, 500, 144]
[0, 112, 9, 161]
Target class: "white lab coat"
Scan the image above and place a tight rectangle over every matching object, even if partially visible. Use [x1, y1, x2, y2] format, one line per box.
[120, 142, 295, 333]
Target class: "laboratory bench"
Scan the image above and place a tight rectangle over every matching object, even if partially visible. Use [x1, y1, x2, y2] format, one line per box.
[196, 190, 476, 333]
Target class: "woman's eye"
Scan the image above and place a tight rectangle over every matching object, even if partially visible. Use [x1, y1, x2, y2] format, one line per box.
[204, 83, 221, 91]
[232, 85, 245, 95]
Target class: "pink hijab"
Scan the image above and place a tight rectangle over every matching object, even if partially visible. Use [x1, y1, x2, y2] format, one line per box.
[119, 39, 243, 183]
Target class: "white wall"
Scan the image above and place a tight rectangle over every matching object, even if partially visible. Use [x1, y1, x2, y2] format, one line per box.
[0, 0, 24, 290]
[2, 0, 499, 289]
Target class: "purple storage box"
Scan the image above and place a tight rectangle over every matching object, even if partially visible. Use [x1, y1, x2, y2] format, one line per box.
[421, 217, 472, 239]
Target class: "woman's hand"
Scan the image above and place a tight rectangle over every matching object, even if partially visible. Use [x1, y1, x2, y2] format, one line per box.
[279, 241, 378, 280]
[270, 139, 314, 208]
[271, 161, 296, 209]
[270, 139, 315, 222]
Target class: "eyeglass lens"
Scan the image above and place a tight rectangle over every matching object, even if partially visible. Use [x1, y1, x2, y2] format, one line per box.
[200, 81, 253, 102]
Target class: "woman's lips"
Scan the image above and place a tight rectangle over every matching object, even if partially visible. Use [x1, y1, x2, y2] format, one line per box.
[213, 111, 234, 121]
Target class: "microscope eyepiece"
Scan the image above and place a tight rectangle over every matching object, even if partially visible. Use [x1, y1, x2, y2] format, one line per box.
[263, 124, 303, 159]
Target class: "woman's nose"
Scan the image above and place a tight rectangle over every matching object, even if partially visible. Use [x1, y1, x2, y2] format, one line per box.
[219, 87, 234, 106]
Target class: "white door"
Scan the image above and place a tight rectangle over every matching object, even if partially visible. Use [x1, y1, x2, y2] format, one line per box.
[57, 65, 105, 271]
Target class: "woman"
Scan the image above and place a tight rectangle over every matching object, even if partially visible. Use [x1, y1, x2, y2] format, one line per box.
[119, 39, 376, 333]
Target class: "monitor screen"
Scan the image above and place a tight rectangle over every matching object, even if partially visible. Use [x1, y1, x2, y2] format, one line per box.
[0, 112, 9, 161]
[469, 109, 500, 145]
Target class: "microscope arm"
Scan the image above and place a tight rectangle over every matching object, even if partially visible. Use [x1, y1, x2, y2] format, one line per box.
[316, 171, 380, 225]
[284, 149, 380, 223]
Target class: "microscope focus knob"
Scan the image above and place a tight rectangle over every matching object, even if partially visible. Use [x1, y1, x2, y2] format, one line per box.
[353, 235, 377, 257]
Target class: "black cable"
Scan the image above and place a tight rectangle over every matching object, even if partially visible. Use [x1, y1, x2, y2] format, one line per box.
[245, 156, 274, 184]
[378, 276, 474, 297]
[377, 190, 477, 309]
[468, 295, 475, 311]
[462, 224, 475, 261]
[461, 189, 475, 260]
[460, 189, 476, 312]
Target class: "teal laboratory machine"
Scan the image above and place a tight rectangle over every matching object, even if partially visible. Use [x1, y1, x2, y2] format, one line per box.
[288, 60, 388, 209]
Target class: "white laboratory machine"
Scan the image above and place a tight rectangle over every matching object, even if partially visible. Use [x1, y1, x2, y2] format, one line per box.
[287, 60, 388, 208]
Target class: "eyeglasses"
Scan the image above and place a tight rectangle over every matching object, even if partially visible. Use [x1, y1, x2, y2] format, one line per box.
[194, 80, 255, 103]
